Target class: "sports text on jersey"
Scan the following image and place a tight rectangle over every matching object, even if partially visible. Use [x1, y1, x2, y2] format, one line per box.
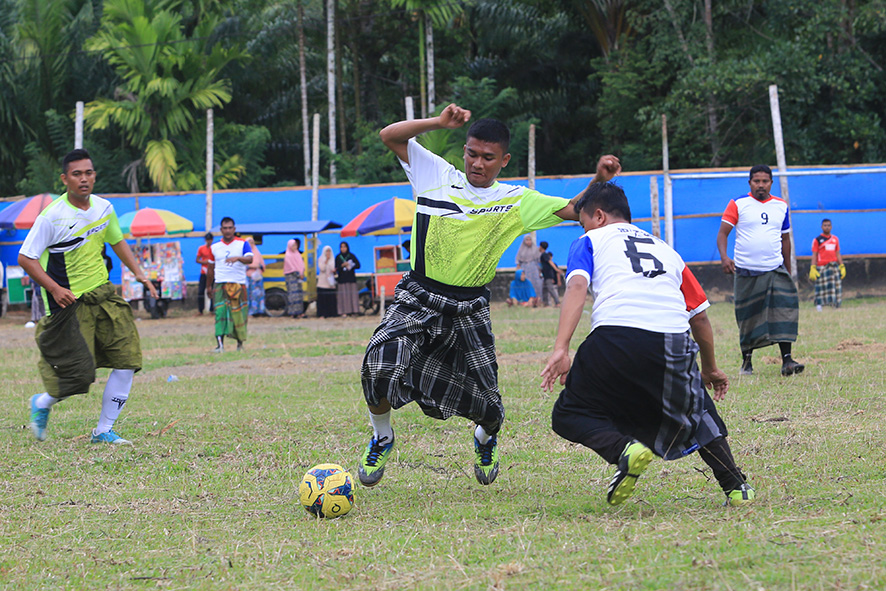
[467, 204, 514, 215]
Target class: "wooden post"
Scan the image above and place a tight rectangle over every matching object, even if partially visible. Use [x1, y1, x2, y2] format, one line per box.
[662, 114, 674, 247]
[768, 84, 798, 281]
[650, 176, 661, 238]
[205, 108, 214, 233]
[312, 113, 320, 221]
[74, 102, 84, 149]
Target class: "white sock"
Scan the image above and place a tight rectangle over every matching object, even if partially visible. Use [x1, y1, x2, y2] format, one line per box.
[96, 369, 134, 434]
[34, 393, 59, 410]
[475, 425, 493, 445]
[369, 410, 393, 443]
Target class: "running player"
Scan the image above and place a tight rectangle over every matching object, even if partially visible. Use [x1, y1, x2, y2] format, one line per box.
[359, 103, 620, 487]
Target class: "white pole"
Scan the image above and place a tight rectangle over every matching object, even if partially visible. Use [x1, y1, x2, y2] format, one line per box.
[528, 124, 536, 191]
[206, 108, 214, 233]
[326, 0, 336, 184]
[650, 176, 661, 238]
[768, 84, 798, 281]
[312, 113, 320, 221]
[405, 96, 415, 121]
[74, 102, 84, 149]
[380, 285, 386, 318]
[662, 114, 674, 247]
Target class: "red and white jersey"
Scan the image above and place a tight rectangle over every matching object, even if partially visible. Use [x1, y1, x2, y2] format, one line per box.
[566, 223, 709, 334]
[812, 234, 840, 265]
[210, 238, 252, 284]
[721, 194, 790, 272]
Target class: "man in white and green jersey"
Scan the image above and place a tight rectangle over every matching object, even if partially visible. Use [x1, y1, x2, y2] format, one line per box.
[358, 103, 621, 488]
[18, 149, 157, 445]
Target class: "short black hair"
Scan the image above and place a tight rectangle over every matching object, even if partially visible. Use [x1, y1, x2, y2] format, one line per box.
[204, 232, 213, 240]
[62, 149, 92, 174]
[574, 182, 632, 223]
[539, 241, 548, 250]
[749, 164, 772, 180]
[466, 118, 510, 152]
[220, 216, 235, 226]
[822, 218, 831, 224]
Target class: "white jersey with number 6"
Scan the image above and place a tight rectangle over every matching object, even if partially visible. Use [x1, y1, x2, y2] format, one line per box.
[565, 222, 709, 333]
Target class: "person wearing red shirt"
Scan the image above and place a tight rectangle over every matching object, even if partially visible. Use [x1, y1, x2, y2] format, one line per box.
[809, 218, 845, 311]
[195, 232, 215, 314]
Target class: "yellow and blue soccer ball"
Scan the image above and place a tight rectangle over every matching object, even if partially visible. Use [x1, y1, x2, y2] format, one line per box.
[299, 464, 355, 518]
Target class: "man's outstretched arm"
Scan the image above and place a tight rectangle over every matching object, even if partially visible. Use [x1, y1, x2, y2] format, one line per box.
[556, 155, 622, 221]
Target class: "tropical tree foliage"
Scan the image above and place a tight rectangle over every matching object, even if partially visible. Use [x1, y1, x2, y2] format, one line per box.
[0, 0, 884, 197]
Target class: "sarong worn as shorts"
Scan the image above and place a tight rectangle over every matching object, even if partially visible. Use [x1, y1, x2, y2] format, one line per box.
[214, 282, 248, 341]
[361, 274, 503, 434]
[733, 266, 799, 351]
[35, 282, 142, 399]
[551, 326, 726, 461]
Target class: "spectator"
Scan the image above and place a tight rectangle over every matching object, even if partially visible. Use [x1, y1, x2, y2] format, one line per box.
[507, 270, 538, 307]
[335, 241, 361, 316]
[809, 218, 845, 311]
[284, 237, 306, 319]
[246, 237, 268, 317]
[515, 234, 542, 307]
[316, 245, 338, 318]
[538, 241, 564, 307]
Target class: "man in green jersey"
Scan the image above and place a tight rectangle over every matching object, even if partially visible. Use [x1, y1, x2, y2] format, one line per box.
[358, 103, 620, 487]
[19, 149, 157, 445]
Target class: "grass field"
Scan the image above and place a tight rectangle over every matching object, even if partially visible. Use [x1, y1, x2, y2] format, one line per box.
[1, 297, 885, 590]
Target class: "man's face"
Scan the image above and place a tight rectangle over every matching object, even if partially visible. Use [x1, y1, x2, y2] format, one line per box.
[748, 172, 773, 201]
[60, 158, 96, 200]
[822, 221, 832, 235]
[221, 221, 236, 241]
[463, 137, 510, 189]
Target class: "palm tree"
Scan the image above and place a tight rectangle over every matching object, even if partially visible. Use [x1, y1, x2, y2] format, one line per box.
[83, 0, 246, 192]
[389, 0, 463, 118]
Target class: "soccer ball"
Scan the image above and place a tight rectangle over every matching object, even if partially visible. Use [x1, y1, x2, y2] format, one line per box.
[299, 464, 355, 518]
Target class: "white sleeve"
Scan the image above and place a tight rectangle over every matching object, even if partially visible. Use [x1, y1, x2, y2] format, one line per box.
[19, 216, 56, 260]
[403, 139, 455, 192]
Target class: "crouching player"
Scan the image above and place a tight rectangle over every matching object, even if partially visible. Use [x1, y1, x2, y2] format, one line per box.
[541, 182, 755, 506]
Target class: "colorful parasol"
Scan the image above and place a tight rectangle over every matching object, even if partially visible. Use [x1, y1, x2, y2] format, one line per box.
[118, 208, 194, 237]
[0, 193, 58, 230]
[340, 197, 416, 237]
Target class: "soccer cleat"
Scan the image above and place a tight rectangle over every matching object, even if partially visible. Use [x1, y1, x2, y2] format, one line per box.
[236, 341, 244, 352]
[781, 359, 805, 376]
[29, 394, 50, 441]
[739, 357, 753, 376]
[724, 483, 756, 506]
[91, 430, 133, 445]
[607, 440, 654, 506]
[473, 434, 500, 486]
[212, 345, 224, 353]
[358, 433, 394, 487]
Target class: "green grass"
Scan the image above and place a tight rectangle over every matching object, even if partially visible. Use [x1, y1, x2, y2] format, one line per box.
[1, 299, 885, 590]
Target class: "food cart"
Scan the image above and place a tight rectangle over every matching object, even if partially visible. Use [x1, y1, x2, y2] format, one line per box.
[358, 243, 410, 315]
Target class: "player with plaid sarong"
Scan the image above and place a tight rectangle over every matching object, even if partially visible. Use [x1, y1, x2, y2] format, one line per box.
[809, 219, 845, 310]
[358, 103, 620, 488]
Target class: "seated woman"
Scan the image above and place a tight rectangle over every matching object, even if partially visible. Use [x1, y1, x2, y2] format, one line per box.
[507, 270, 538, 307]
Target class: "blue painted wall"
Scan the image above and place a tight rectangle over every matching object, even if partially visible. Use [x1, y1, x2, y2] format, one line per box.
[3, 165, 885, 287]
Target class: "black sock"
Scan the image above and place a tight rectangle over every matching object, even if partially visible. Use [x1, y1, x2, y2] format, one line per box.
[779, 342, 792, 361]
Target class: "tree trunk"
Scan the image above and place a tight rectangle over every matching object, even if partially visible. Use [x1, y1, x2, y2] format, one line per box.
[426, 12, 435, 115]
[335, 9, 347, 154]
[326, 0, 337, 184]
[418, 12, 427, 119]
[703, 0, 722, 166]
[298, 0, 310, 186]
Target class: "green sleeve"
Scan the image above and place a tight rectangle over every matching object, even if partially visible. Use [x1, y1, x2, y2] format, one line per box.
[106, 210, 124, 244]
[519, 189, 570, 232]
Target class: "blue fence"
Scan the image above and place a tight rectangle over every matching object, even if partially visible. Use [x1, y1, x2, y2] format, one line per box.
[3, 165, 885, 287]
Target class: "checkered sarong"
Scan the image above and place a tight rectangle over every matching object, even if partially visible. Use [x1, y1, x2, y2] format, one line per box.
[814, 262, 842, 307]
[361, 274, 503, 433]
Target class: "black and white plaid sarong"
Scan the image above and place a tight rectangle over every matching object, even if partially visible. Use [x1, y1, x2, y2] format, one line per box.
[361, 274, 504, 434]
[814, 262, 842, 307]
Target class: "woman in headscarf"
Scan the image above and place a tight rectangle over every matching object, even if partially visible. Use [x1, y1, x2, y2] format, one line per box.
[515, 234, 542, 307]
[246, 237, 267, 317]
[284, 237, 306, 318]
[316, 245, 338, 318]
[335, 241, 361, 316]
